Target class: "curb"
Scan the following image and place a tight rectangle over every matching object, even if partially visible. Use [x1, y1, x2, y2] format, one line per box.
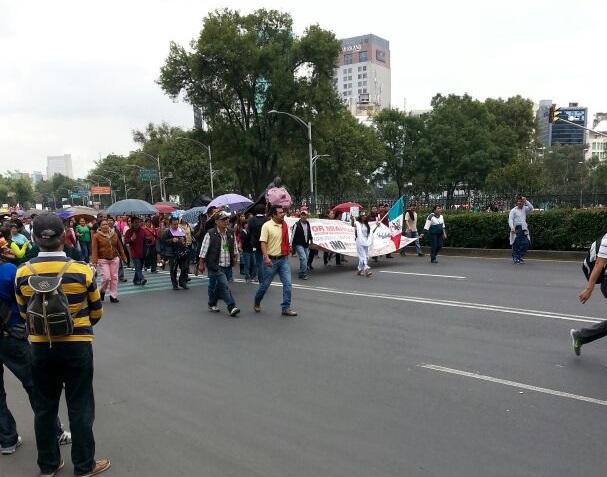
[419, 247, 585, 261]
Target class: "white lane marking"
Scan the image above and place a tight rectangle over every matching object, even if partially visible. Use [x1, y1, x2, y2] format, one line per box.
[380, 270, 467, 279]
[420, 364, 607, 407]
[287, 283, 604, 324]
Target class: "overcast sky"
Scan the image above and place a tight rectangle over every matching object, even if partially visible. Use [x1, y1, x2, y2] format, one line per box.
[1, 0, 605, 179]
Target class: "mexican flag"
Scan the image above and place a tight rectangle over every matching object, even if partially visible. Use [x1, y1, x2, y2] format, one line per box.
[387, 196, 405, 249]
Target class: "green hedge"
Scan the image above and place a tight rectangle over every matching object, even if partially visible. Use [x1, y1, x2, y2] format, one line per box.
[417, 209, 607, 250]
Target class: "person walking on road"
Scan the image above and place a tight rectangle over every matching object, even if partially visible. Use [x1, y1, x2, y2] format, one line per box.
[91, 218, 128, 303]
[420, 205, 447, 264]
[352, 211, 373, 277]
[198, 211, 240, 316]
[291, 209, 312, 280]
[14, 213, 109, 477]
[254, 205, 297, 316]
[124, 216, 147, 286]
[402, 203, 424, 257]
[162, 215, 190, 290]
[570, 231, 607, 358]
[508, 195, 533, 264]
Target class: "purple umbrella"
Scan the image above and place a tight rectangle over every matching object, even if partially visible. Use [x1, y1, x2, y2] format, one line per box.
[207, 193, 253, 212]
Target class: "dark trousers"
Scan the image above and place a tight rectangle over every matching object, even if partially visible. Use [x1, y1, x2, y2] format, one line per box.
[577, 320, 607, 345]
[31, 342, 95, 475]
[169, 255, 189, 287]
[79, 241, 91, 263]
[512, 226, 530, 262]
[429, 233, 444, 261]
[254, 250, 265, 282]
[0, 335, 63, 448]
[307, 249, 317, 268]
[132, 257, 144, 284]
[144, 245, 157, 272]
[323, 251, 341, 265]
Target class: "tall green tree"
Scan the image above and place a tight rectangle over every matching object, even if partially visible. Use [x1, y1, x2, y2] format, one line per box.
[157, 8, 342, 196]
[373, 109, 425, 197]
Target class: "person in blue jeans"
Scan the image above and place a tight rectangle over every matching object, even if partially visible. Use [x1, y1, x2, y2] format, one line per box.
[291, 209, 312, 280]
[254, 205, 297, 316]
[198, 211, 240, 317]
[508, 196, 533, 264]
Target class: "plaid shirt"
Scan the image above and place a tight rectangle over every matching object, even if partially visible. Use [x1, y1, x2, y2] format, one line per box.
[199, 229, 231, 267]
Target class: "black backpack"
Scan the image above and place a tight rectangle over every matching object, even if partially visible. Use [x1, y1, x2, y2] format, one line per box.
[582, 235, 607, 298]
[24, 259, 85, 345]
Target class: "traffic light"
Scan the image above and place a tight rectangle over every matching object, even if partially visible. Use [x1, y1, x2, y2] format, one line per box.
[548, 104, 560, 123]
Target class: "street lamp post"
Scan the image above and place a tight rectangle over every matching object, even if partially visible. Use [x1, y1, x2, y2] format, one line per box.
[125, 164, 154, 202]
[312, 154, 330, 213]
[134, 152, 165, 201]
[268, 109, 314, 209]
[176, 137, 215, 198]
[104, 169, 128, 200]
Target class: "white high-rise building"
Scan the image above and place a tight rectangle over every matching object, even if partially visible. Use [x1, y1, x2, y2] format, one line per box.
[334, 34, 391, 117]
[46, 154, 73, 179]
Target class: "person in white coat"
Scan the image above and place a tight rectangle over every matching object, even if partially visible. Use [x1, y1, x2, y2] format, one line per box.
[352, 212, 373, 277]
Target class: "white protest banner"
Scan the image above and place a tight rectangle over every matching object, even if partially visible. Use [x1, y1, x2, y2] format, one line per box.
[285, 218, 417, 258]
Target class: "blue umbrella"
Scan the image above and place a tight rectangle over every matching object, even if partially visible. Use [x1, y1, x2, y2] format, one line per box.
[106, 199, 157, 216]
[181, 206, 207, 223]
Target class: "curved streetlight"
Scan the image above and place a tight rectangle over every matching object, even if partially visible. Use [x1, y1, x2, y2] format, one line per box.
[176, 137, 215, 198]
[103, 169, 128, 199]
[268, 109, 314, 209]
[132, 151, 165, 201]
[125, 164, 154, 202]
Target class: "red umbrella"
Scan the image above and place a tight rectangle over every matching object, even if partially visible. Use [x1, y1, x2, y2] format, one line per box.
[331, 202, 364, 213]
[153, 203, 176, 213]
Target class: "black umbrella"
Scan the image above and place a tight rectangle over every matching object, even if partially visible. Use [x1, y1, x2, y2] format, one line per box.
[106, 199, 157, 216]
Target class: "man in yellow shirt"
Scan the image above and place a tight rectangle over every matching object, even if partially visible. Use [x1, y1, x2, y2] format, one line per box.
[253, 205, 297, 316]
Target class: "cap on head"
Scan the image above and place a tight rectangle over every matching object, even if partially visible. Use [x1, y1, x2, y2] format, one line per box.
[217, 211, 231, 220]
[32, 213, 64, 240]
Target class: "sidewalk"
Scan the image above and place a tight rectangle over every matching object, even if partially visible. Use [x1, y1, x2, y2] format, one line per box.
[429, 247, 585, 261]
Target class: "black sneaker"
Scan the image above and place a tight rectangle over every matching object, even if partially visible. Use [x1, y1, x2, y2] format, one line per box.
[100, 291, 105, 302]
[229, 307, 241, 317]
[570, 329, 582, 356]
[141, 279, 147, 285]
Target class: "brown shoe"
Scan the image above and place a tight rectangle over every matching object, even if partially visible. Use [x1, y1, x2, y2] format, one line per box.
[281, 309, 298, 316]
[40, 459, 64, 477]
[77, 459, 111, 477]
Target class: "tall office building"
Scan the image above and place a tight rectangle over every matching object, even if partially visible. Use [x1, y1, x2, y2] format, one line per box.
[536, 100, 552, 148]
[334, 34, 391, 116]
[46, 154, 74, 179]
[551, 102, 587, 146]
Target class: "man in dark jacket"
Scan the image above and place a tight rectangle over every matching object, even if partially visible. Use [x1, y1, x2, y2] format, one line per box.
[161, 216, 189, 290]
[291, 209, 312, 280]
[198, 211, 240, 317]
[247, 204, 268, 283]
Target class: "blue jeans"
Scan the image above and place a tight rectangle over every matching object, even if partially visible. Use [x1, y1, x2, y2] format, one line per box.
[241, 252, 256, 280]
[132, 257, 144, 284]
[208, 267, 236, 310]
[31, 342, 95, 476]
[405, 230, 422, 254]
[79, 241, 91, 263]
[512, 226, 530, 262]
[254, 257, 292, 311]
[0, 334, 64, 449]
[254, 250, 264, 282]
[294, 245, 309, 277]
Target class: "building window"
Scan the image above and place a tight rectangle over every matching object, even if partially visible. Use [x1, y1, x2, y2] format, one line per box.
[363, 88, 367, 93]
[348, 68, 352, 73]
[348, 75, 352, 80]
[344, 54, 352, 65]
[363, 81, 367, 86]
[358, 66, 362, 71]
[359, 51, 368, 62]
[363, 73, 367, 78]
[363, 66, 366, 71]
[376, 50, 385, 62]
[358, 89, 362, 94]
[343, 84, 348, 90]
[358, 74, 362, 79]
[358, 82, 362, 87]
[342, 68, 347, 74]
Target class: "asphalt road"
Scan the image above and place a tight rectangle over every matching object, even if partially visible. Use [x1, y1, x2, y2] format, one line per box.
[3, 253, 607, 477]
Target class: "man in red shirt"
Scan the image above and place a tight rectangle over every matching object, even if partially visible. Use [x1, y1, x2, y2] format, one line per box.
[124, 216, 147, 285]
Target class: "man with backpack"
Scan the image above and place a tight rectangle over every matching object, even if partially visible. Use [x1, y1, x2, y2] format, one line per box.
[0, 226, 71, 456]
[570, 232, 607, 359]
[14, 213, 109, 477]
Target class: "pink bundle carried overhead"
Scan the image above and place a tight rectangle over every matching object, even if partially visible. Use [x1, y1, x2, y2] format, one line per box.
[265, 178, 292, 208]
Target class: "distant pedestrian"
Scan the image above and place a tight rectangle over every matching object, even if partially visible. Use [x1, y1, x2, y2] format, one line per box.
[161, 216, 190, 290]
[402, 203, 424, 257]
[75, 218, 92, 263]
[420, 205, 447, 264]
[291, 209, 312, 280]
[124, 216, 147, 285]
[570, 231, 607, 358]
[352, 211, 373, 277]
[508, 195, 533, 264]
[91, 218, 128, 303]
[198, 211, 240, 316]
[254, 205, 297, 316]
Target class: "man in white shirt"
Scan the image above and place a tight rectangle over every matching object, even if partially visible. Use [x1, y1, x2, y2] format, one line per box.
[508, 195, 533, 264]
